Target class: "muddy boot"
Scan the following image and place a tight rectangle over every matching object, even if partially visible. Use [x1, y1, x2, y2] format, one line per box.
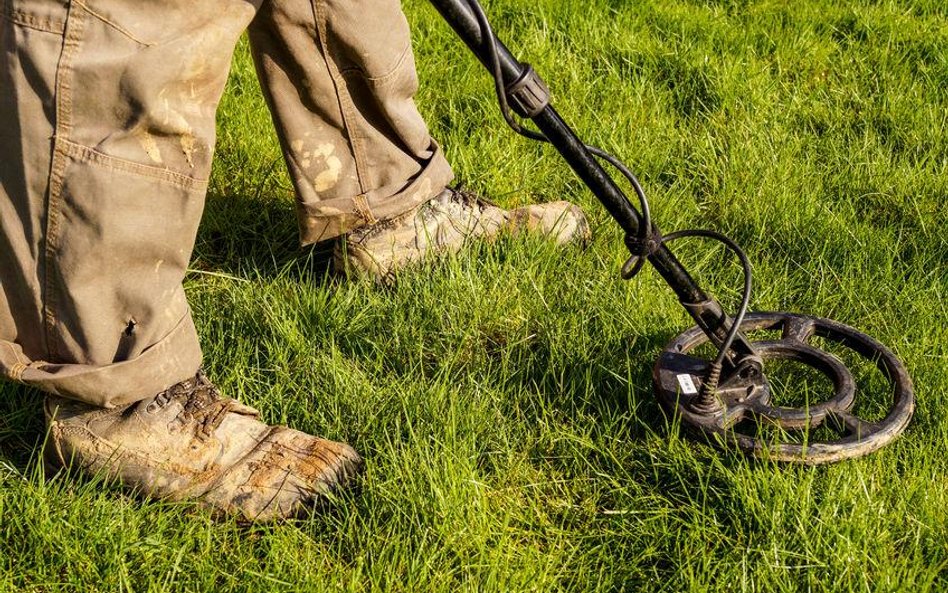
[43, 371, 362, 521]
[333, 187, 591, 280]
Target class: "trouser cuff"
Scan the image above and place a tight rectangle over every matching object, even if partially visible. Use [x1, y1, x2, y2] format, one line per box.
[297, 141, 455, 246]
[1, 312, 202, 409]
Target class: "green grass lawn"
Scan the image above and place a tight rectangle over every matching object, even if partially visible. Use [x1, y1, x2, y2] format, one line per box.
[2, 0, 947, 590]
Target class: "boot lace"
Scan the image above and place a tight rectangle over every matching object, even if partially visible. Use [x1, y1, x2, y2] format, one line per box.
[150, 370, 241, 441]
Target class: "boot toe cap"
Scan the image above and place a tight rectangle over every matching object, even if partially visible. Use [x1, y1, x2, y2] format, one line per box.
[201, 428, 363, 521]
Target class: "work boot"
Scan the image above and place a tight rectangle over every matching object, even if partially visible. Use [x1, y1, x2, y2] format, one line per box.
[43, 371, 362, 521]
[333, 187, 591, 280]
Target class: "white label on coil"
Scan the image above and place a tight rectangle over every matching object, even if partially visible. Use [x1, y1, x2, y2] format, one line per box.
[676, 373, 699, 395]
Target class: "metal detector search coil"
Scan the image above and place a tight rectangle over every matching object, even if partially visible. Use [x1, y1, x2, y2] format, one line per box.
[654, 313, 914, 464]
[429, 0, 914, 464]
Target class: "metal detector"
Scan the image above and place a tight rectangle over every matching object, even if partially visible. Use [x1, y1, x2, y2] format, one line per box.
[428, 0, 914, 464]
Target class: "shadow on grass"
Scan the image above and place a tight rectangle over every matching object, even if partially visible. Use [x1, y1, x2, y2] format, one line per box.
[193, 191, 335, 284]
[0, 382, 46, 470]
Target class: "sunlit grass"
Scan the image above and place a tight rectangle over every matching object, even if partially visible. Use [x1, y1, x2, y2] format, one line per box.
[2, 0, 947, 590]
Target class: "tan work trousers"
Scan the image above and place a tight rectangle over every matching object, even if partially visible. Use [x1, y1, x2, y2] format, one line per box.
[0, 0, 454, 407]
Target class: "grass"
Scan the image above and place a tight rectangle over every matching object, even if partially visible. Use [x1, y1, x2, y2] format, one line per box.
[2, 0, 947, 590]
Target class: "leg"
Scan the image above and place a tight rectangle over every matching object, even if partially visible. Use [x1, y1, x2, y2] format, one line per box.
[248, 0, 589, 280]
[1, 0, 360, 521]
[0, 0, 250, 407]
[248, 0, 455, 245]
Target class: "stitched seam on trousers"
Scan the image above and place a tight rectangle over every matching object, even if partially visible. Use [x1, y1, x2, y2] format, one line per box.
[312, 0, 368, 195]
[10, 363, 26, 382]
[43, 0, 86, 362]
[61, 140, 209, 189]
[353, 194, 377, 225]
[3, 342, 29, 380]
[72, 0, 153, 47]
[0, 0, 66, 34]
[4, 340, 27, 366]
[338, 42, 411, 86]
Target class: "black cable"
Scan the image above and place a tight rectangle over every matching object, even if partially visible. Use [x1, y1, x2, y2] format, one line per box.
[662, 230, 753, 370]
[465, 0, 653, 236]
[463, 0, 752, 372]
